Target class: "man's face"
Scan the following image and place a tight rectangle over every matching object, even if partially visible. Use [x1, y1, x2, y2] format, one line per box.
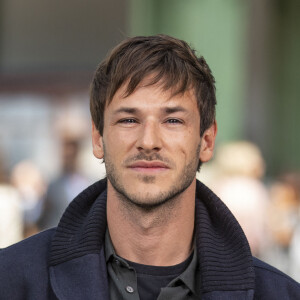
[92, 80, 216, 209]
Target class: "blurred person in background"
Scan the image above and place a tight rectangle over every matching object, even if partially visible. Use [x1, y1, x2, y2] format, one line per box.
[11, 160, 46, 238]
[1, 35, 300, 299]
[290, 173, 300, 282]
[0, 151, 23, 248]
[268, 173, 300, 280]
[38, 131, 90, 230]
[211, 141, 270, 257]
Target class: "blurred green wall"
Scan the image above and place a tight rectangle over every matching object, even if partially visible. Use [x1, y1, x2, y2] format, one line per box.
[268, 0, 300, 174]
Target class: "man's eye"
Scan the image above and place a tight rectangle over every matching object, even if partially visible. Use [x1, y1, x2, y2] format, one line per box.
[119, 118, 137, 124]
[166, 119, 182, 124]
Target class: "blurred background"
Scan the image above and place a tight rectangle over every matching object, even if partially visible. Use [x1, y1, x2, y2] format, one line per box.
[0, 0, 300, 280]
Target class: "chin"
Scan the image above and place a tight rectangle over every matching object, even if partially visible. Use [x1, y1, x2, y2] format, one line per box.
[126, 194, 175, 211]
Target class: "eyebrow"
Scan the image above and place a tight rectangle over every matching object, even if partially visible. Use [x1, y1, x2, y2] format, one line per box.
[112, 106, 188, 115]
[113, 107, 139, 114]
[164, 106, 188, 114]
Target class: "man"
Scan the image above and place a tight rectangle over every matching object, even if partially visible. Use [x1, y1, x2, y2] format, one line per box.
[0, 35, 299, 299]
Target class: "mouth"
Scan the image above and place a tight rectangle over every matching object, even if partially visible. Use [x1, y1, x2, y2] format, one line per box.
[127, 161, 169, 173]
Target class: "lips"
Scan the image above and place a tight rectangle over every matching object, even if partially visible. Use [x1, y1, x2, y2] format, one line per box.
[128, 161, 169, 171]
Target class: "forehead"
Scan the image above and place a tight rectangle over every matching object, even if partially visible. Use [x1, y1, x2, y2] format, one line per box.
[107, 77, 198, 111]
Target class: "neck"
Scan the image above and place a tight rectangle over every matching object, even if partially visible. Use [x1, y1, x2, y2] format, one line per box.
[107, 179, 196, 266]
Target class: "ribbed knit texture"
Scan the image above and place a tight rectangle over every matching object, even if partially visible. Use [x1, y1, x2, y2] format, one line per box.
[49, 178, 255, 293]
[195, 181, 255, 292]
[49, 179, 107, 266]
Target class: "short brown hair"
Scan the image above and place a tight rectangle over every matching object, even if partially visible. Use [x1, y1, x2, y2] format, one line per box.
[90, 34, 216, 136]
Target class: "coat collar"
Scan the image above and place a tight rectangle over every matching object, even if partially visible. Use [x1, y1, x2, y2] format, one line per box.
[49, 178, 254, 300]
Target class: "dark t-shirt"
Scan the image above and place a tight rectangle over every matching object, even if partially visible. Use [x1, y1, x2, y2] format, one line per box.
[126, 252, 193, 300]
[105, 229, 201, 300]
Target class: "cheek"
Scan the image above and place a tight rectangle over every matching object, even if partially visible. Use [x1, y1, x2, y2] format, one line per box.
[104, 128, 136, 156]
[180, 133, 201, 161]
[166, 133, 196, 161]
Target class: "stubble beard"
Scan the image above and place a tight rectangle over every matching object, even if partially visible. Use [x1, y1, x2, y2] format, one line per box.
[104, 143, 201, 212]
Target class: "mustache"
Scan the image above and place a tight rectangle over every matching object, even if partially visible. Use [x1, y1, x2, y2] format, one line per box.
[124, 153, 173, 166]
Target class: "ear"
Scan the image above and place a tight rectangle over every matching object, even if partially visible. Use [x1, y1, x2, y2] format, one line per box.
[92, 121, 104, 159]
[199, 121, 217, 163]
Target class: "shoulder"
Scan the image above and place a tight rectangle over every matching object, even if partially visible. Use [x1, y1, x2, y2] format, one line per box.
[253, 257, 300, 299]
[0, 228, 55, 260]
[0, 228, 55, 297]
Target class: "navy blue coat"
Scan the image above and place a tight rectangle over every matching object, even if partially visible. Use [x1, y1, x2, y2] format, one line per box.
[1, 179, 300, 299]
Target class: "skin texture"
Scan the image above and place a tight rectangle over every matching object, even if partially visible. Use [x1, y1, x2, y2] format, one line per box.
[92, 79, 217, 266]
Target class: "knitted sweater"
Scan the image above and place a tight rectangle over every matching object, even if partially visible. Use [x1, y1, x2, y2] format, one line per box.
[0, 179, 299, 299]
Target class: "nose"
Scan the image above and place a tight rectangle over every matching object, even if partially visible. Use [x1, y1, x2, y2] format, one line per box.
[136, 121, 162, 152]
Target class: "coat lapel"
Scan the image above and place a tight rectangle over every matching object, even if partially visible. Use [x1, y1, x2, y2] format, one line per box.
[50, 249, 109, 300]
[48, 179, 109, 300]
[202, 290, 255, 300]
[195, 180, 255, 299]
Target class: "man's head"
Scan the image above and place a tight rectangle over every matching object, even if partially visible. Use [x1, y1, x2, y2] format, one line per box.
[90, 35, 217, 210]
[90, 34, 216, 138]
